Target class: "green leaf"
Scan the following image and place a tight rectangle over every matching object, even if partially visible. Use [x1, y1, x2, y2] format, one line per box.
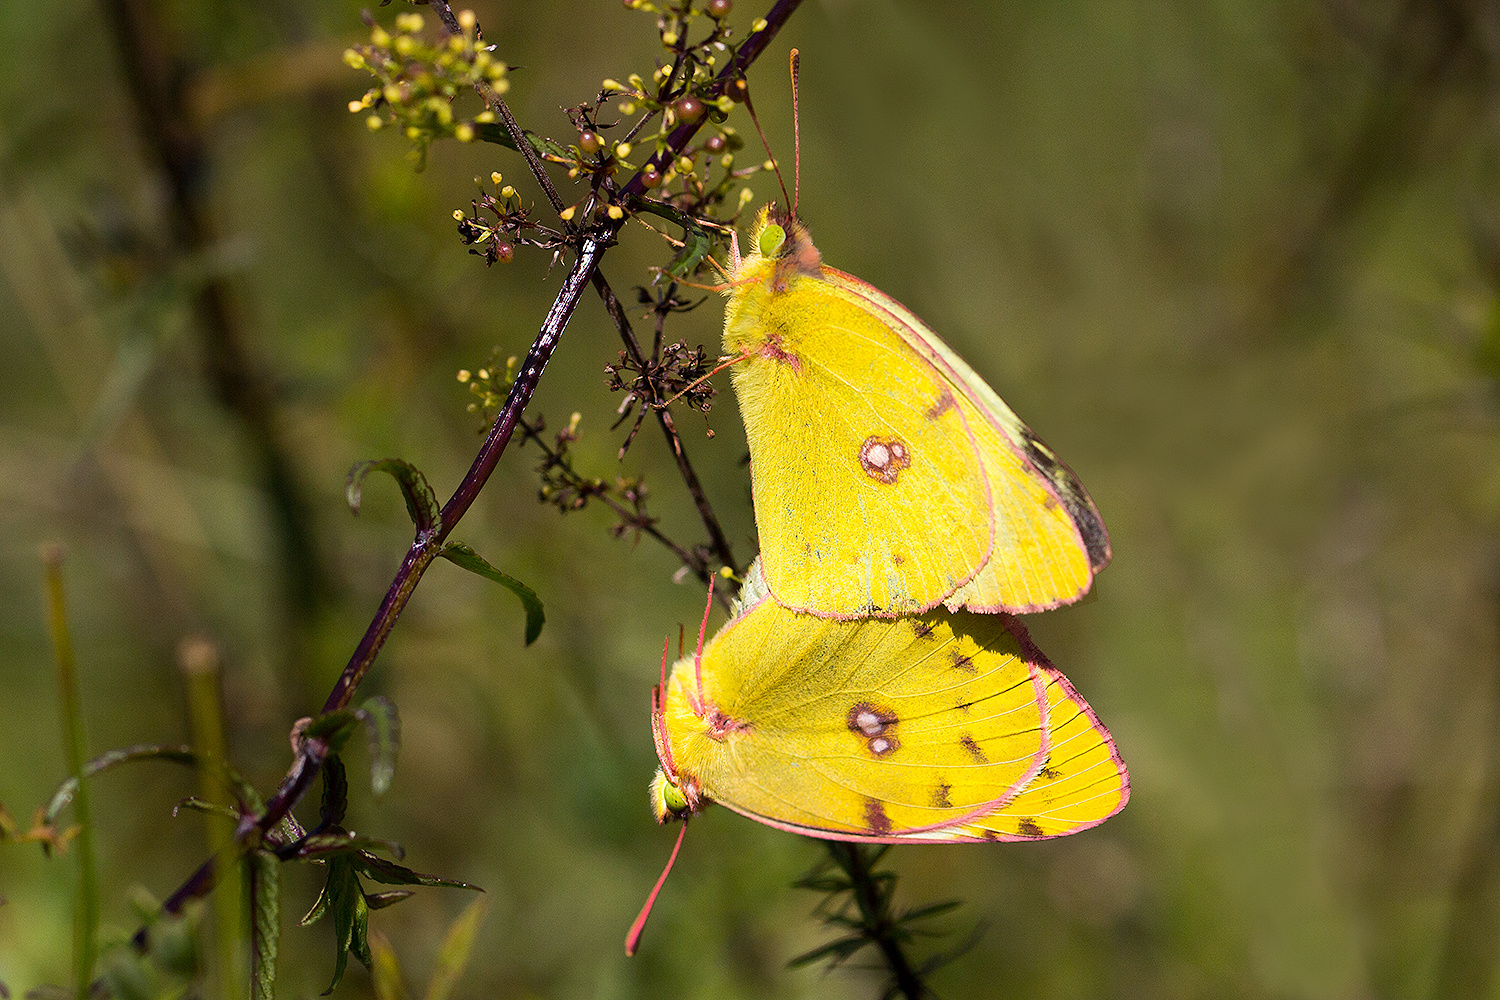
[471, 122, 571, 160]
[438, 542, 544, 644]
[347, 459, 441, 534]
[422, 897, 488, 1000]
[630, 198, 717, 277]
[294, 833, 406, 860]
[357, 697, 400, 797]
[251, 849, 281, 1000]
[354, 852, 481, 892]
[364, 890, 415, 910]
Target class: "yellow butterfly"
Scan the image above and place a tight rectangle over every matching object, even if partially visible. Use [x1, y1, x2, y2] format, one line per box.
[625, 569, 1128, 953]
[719, 208, 1110, 618]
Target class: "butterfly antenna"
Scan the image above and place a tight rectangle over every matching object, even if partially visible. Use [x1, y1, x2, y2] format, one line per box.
[789, 48, 802, 218]
[694, 575, 715, 705]
[659, 350, 750, 408]
[625, 819, 690, 956]
[741, 78, 792, 216]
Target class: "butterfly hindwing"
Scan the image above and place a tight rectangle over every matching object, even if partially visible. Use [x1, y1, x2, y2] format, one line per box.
[662, 597, 1052, 840]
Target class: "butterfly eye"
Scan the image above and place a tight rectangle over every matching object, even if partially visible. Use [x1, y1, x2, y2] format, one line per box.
[649, 768, 691, 823]
[758, 223, 786, 258]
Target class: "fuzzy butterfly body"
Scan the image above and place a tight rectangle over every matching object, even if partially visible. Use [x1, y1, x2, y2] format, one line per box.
[721, 210, 1110, 619]
[648, 566, 1128, 843]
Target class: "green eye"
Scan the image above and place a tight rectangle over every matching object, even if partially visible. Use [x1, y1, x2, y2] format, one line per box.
[758, 223, 786, 258]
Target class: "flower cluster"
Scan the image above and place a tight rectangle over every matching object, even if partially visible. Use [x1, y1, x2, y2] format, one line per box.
[344, 10, 507, 166]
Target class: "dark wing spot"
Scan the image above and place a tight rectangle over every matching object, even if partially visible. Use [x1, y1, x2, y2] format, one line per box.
[865, 799, 893, 835]
[1038, 765, 1061, 780]
[950, 650, 976, 673]
[960, 734, 987, 763]
[931, 783, 952, 809]
[980, 828, 1000, 841]
[892, 552, 905, 565]
[1016, 818, 1044, 838]
[867, 734, 901, 757]
[911, 620, 937, 640]
[924, 389, 957, 421]
[858, 435, 913, 485]
[847, 701, 898, 737]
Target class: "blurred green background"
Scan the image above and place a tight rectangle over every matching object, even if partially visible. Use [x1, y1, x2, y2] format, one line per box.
[5, 0, 1500, 997]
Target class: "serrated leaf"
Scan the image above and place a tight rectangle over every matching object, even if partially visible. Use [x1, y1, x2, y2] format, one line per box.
[321, 755, 349, 828]
[423, 897, 488, 1000]
[251, 849, 280, 1000]
[364, 890, 415, 910]
[357, 697, 400, 796]
[354, 852, 480, 891]
[438, 542, 544, 644]
[347, 459, 441, 534]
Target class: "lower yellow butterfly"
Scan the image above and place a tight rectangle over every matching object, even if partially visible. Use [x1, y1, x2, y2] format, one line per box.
[625, 567, 1128, 954]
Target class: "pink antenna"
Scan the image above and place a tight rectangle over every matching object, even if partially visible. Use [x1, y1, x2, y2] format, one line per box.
[625, 819, 690, 956]
[789, 48, 801, 218]
[694, 575, 716, 706]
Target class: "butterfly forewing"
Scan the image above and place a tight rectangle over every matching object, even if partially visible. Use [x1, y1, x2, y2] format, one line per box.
[821, 269, 1106, 613]
[662, 599, 1051, 840]
[724, 266, 995, 618]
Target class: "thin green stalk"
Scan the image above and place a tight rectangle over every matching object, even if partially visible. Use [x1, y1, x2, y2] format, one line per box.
[42, 544, 98, 1000]
[181, 638, 245, 996]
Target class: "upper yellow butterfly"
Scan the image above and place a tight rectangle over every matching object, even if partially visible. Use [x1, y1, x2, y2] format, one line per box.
[721, 207, 1110, 619]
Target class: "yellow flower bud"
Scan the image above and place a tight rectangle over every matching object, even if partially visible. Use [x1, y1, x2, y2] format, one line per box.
[560, 206, 576, 221]
[752, 17, 768, 30]
[615, 142, 633, 159]
[491, 172, 503, 185]
[395, 12, 423, 33]
[348, 100, 363, 113]
[501, 185, 515, 198]
[456, 123, 475, 142]
[457, 370, 471, 382]
[453, 209, 465, 221]
[607, 205, 624, 220]
[343, 48, 364, 69]
[367, 115, 384, 130]
[458, 9, 477, 31]
[475, 110, 495, 123]
[662, 31, 679, 46]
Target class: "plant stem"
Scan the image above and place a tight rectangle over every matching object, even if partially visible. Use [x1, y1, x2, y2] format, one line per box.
[42, 545, 98, 1000]
[590, 272, 740, 582]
